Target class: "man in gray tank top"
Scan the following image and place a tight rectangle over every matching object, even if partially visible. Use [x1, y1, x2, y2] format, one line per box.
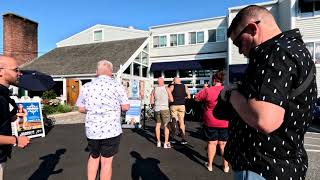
[150, 77, 173, 148]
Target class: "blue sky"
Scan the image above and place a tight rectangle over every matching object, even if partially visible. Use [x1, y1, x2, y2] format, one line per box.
[0, 0, 267, 56]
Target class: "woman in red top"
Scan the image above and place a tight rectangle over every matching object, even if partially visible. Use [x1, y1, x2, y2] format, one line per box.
[195, 71, 229, 173]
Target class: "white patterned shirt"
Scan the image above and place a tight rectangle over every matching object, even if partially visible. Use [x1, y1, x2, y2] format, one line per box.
[76, 75, 129, 139]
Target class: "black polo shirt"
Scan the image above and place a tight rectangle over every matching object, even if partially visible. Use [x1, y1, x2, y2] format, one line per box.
[225, 29, 317, 180]
[0, 84, 16, 163]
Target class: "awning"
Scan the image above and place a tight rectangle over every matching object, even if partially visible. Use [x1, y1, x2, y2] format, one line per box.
[150, 59, 224, 71]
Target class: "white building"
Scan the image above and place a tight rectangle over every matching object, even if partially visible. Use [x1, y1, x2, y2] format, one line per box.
[23, 0, 320, 104]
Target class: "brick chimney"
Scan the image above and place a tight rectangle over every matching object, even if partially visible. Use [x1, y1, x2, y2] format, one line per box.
[3, 13, 38, 65]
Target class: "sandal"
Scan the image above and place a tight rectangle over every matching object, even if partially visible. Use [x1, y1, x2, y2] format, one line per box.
[204, 162, 213, 172]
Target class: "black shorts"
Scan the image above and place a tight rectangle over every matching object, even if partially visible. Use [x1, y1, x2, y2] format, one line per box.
[203, 126, 229, 141]
[87, 135, 121, 158]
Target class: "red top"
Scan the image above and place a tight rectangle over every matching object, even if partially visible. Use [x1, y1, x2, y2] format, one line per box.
[195, 85, 229, 128]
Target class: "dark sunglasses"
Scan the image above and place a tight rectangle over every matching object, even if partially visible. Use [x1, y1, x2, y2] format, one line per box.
[233, 20, 260, 47]
[0, 67, 20, 72]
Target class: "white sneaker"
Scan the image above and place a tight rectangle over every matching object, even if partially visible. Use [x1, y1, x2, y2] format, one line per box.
[163, 143, 171, 149]
[157, 141, 161, 147]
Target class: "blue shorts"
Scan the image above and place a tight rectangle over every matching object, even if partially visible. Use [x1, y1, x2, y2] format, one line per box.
[203, 126, 228, 141]
[234, 170, 265, 180]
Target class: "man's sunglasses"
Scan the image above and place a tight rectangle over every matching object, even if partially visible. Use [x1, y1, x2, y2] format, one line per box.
[233, 20, 260, 47]
[0, 67, 20, 72]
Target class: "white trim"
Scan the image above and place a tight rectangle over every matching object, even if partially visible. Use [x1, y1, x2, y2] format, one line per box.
[150, 52, 227, 63]
[150, 16, 226, 29]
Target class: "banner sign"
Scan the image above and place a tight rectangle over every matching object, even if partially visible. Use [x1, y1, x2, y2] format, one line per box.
[12, 100, 45, 138]
[125, 100, 141, 125]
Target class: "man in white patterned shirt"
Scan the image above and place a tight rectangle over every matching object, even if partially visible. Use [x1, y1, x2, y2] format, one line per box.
[76, 60, 129, 180]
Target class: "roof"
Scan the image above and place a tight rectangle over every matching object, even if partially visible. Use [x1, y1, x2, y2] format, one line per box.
[22, 37, 147, 76]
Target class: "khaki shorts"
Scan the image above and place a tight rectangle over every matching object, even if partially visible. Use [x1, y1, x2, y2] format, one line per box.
[170, 105, 186, 121]
[155, 110, 170, 125]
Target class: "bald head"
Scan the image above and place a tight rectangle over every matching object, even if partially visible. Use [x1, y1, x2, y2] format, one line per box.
[157, 77, 164, 86]
[173, 77, 181, 84]
[0, 56, 17, 68]
[0, 55, 20, 87]
[228, 5, 276, 37]
[96, 60, 113, 76]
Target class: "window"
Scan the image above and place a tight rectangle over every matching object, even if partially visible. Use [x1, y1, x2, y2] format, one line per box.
[124, 64, 131, 75]
[299, 0, 320, 16]
[179, 70, 193, 78]
[153, 71, 162, 78]
[197, 32, 204, 43]
[142, 52, 148, 65]
[142, 66, 148, 77]
[189, 32, 197, 44]
[153, 35, 167, 48]
[170, 33, 185, 46]
[94, 30, 102, 41]
[217, 28, 226, 41]
[305, 41, 320, 64]
[208, 29, 216, 42]
[153, 36, 159, 48]
[164, 70, 176, 78]
[189, 31, 204, 44]
[178, 34, 185, 45]
[208, 28, 226, 42]
[170, 34, 177, 46]
[133, 63, 140, 76]
[194, 70, 211, 77]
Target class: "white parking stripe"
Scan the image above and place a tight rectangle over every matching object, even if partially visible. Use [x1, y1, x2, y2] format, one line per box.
[305, 137, 320, 140]
[304, 143, 320, 147]
[306, 149, 320, 152]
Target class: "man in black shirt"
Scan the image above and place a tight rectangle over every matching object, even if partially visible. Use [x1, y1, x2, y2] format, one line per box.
[221, 5, 317, 180]
[0, 56, 30, 179]
[168, 77, 191, 144]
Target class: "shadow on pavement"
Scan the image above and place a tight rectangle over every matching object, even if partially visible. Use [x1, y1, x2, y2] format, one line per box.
[28, 148, 66, 180]
[133, 127, 207, 167]
[131, 151, 169, 180]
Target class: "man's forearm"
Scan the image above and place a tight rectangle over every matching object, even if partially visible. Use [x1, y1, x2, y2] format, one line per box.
[0, 135, 16, 145]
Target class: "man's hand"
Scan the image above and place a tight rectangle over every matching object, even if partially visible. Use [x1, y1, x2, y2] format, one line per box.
[220, 84, 239, 102]
[17, 136, 30, 148]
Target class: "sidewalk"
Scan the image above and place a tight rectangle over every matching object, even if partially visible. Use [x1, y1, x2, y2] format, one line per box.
[48, 111, 85, 124]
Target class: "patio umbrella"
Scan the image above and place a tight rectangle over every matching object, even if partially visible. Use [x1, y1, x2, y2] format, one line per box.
[18, 70, 55, 91]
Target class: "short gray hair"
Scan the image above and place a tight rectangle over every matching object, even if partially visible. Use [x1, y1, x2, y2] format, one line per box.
[97, 60, 113, 71]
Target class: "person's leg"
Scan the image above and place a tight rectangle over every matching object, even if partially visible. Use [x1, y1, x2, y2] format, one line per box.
[161, 110, 171, 146]
[100, 156, 114, 180]
[177, 105, 186, 135]
[87, 155, 101, 180]
[0, 163, 5, 180]
[218, 141, 229, 172]
[155, 123, 161, 146]
[155, 111, 161, 147]
[87, 139, 101, 180]
[218, 128, 229, 172]
[207, 140, 218, 171]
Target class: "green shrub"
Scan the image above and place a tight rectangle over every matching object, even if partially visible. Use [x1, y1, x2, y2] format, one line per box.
[42, 104, 73, 115]
[42, 90, 57, 100]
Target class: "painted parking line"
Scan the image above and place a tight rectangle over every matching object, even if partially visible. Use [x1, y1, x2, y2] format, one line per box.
[306, 149, 320, 153]
[305, 136, 320, 140]
[304, 143, 320, 148]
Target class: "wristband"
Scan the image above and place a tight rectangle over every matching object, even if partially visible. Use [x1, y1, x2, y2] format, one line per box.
[13, 136, 18, 146]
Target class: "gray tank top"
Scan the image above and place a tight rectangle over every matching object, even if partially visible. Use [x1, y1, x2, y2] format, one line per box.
[154, 86, 169, 111]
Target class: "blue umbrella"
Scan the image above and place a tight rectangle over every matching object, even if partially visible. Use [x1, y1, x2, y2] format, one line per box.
[18, 70, 55, 91]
